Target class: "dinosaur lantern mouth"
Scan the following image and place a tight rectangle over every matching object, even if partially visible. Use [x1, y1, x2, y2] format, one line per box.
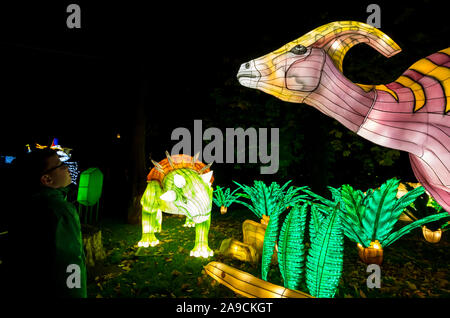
[237, 60, 261, 88]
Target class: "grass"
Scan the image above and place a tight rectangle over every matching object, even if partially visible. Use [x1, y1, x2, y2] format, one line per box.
[87, 208, 450, 298]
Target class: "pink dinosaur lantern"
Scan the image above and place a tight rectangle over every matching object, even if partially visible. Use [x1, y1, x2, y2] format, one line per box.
[237, 21, 450, 214]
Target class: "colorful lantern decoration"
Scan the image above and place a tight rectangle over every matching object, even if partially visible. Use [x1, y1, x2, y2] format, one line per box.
[399, 184, 449, 242]
[204, 261, 313, 298]
[306, 204, 344, 298]
[277, 204, 308, 290]
[237, 20, 450, 214]
[422, 226, 442, 243]
[234, 180, 308, 280]
[305, 178, 449, 265]
[77, 168, 104, 206]
[242, 219, 266, 259]
[218, 238, 258, 263]
[212, 186, 242, 214]
[357, 241, 384, 265]
[27, 138, 80, 183]
[138, 153, 214, 258]
[76, 167, 104, 225]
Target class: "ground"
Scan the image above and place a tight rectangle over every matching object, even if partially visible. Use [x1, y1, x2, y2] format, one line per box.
[87, 208, 450, 298]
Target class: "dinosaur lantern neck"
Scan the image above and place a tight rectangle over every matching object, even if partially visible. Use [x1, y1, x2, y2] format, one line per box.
[303, 53, 376, 133]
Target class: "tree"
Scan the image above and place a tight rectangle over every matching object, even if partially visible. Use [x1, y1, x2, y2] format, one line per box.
[127, 79, 149, 224]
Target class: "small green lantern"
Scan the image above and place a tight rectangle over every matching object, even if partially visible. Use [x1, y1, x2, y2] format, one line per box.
[77, 167, 103, 206]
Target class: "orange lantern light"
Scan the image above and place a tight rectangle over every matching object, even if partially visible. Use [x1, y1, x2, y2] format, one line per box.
[422, 226, 442, 243]
[357, 241, 384, 265]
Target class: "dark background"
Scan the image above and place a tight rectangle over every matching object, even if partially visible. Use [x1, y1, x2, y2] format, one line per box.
[0, 1, 448, 221]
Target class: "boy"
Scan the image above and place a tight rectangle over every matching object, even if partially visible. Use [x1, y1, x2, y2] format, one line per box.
[8, 148, 87, 298]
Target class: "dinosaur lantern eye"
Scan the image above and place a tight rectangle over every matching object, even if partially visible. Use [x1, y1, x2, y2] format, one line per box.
[290, 44, 307, 55]
[160, 190, 176, 202]
[174, 174, 186, 188]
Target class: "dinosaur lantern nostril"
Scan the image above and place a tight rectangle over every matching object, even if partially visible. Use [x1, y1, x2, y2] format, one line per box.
[245, 62, 250, 69]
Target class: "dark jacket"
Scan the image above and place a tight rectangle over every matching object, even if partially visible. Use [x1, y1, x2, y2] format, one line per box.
[7, 186, 87, 298]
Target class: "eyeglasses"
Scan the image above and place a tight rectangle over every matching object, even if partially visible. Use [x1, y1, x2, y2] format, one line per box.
[42, 162, 66, 175]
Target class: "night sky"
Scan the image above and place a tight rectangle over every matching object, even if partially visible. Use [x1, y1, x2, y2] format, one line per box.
[1, 1, 448, 184]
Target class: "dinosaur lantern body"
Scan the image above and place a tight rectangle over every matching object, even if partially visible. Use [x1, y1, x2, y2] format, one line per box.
[138, 153, 214, 258]
[237, 21, 450, 214]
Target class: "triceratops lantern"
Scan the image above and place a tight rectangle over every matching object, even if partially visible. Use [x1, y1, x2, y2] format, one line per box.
[137, 152, 214, 258]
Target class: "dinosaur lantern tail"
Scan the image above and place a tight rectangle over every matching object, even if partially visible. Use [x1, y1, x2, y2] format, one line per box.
[410, 154, 450, 213]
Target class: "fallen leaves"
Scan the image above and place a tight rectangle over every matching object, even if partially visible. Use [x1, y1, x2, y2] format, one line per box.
[90, 214, 449, 298]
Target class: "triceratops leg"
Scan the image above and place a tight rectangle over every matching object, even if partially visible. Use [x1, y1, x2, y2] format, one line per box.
[138, 209, 162, 247]
[190, 216, 213, 258]
[183, 216, 195, 228]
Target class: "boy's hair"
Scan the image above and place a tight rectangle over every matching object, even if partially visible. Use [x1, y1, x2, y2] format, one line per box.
[14, 148, 58, 189]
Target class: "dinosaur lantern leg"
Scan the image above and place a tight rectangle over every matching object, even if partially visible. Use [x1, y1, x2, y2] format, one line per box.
[138, 181, 163, 247]
[138, 209, 162, 247]
[190, 216, 213, 258]
[183, 216, 195, 228]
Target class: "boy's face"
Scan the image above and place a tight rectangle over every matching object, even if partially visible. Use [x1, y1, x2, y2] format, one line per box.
[40, 154, 72, 188]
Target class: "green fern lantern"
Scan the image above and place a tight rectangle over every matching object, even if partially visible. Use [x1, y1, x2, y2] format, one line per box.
[306, 204, 344, 298]
[303, 178, 449, 261]
[277, 203, 308, 290]
[213, 186, 242, 214]
[234, 180, 308, 280]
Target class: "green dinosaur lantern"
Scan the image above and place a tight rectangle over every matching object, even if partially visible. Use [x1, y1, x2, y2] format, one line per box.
[138, 152, 214, 258]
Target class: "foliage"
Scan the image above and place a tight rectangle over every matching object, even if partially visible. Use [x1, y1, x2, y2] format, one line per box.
[88, 206, 450, 299]
[340, 178, 450, 247]
[233, 180, 308, 218]
[303, 178, 450, 248]
[382, 212, 450, 247]
[402, 186, 448, 231]
[277, 203, 308, 289]
[309, 204, 326, 241]
[212, 186, 242, 209]
[261, 207, 282, 281]
[306, 204, 344, 298]
[233, 180, 309, 281]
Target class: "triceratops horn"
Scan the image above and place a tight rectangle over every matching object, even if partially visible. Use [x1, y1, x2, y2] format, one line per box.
[192, 152, 200, 166]
[199, 162, 213, 173]
[165, 150, 174, 168]
[151, 160, 165, 174]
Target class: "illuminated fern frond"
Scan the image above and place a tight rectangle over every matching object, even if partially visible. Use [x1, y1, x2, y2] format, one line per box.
[278, 203, 308, 289]
[306, 205, 344, 298]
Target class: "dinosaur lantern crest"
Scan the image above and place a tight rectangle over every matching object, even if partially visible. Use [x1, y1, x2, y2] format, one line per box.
[138, 152, 214, 258]
[237, 21, 450, 213]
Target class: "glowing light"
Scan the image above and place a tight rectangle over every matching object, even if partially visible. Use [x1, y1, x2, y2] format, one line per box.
[160, 190, 176, 202]
[77, 167, 104, 206]
[174, 174, 186, 188]
[331, 41, 340, 50]
[371, 241, 382, 249]
[204, 261, 313, 298]
[138, 154, 214, 257]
